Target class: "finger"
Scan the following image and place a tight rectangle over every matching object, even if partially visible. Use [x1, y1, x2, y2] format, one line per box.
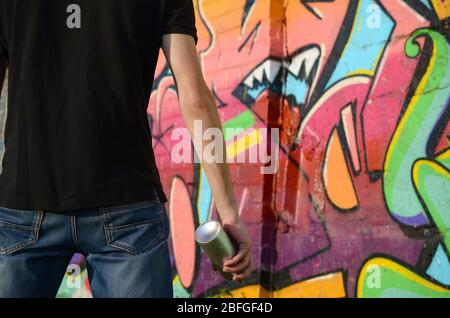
[224, 258, 250, 276]
[232, 265, 253, 282]
[234, 255, 253, 276]
[233, 257, 253, 281]
[224, 253, 251, 273]
[223, 246, 249, 267]
[246, 256, 254, 273]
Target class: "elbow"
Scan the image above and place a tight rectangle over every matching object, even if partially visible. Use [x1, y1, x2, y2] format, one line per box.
[180, 86, 216, 114]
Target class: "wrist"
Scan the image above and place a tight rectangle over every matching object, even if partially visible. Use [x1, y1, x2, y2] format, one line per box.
[220, 213, 242, 225]
[216, 201, 240, 224]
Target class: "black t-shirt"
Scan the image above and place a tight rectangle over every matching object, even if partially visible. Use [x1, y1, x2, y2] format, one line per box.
[0, 0, 198, 211]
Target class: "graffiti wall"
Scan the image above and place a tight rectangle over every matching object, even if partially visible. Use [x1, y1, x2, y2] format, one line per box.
[1, 0, 449, 298]
[149, 0, 450, 298]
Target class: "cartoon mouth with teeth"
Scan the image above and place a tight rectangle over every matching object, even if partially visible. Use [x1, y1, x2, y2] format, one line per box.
[233, 45, 320, 109]
[233, 45, 321, 151]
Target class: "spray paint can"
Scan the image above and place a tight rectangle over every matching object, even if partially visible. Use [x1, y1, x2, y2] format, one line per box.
[195, 220, 236, 280]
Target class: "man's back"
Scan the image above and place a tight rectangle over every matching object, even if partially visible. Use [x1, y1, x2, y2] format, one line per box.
[0, 1, 254, 298]
[0, 0, 197, 210]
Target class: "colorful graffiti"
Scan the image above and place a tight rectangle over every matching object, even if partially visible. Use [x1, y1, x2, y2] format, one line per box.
[148, 0, 450, 298]
[1, 0, 449, 298]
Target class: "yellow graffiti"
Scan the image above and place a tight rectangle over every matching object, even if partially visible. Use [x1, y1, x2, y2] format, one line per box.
[227, 129, 261, 160]
[357, 257, 450, 298]
[431, 0, 450, 20]
[216, 272, 346, 298]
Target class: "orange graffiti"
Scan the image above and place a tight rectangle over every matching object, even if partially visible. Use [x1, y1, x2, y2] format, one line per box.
[323, 128, 359, 210]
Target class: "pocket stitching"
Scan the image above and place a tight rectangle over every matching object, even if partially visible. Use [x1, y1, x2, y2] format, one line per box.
[99, 211, 166, 255]
[99, 202, 164, 226]
[110, 219, 164, 255]
[0, 211, 44, 255]
[0, 220, 36, 232]
[107, 218, 162, 231]
[100, 211, 139, 255]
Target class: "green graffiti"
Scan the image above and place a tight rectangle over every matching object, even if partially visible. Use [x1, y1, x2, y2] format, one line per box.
[173, 275, 192, 298]
[222, 110, 256, 140]
[56, 268, 90, 298]
[413, 156, 450, 251]
[357, 258, 450, 298]
[436, 148, 450, 169]
[383, 28, 450, 227]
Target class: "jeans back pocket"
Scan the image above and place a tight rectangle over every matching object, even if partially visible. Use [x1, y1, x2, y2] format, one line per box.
[0, 208, 43, 255]
[99, 201, 169, 255]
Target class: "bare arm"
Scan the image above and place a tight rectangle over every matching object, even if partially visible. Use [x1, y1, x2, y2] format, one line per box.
[161, 34, 253, 281]
[161, 34, 238, 223]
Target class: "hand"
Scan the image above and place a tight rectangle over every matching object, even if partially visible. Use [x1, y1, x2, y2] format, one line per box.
[220, 219, 254, 282]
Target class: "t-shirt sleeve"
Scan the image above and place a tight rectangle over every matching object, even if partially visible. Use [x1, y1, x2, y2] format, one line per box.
[0, 34, 6, 62]
[0, 27, 5, 61]
[161, 0, 198, 45]
[0, 10, 8, 62]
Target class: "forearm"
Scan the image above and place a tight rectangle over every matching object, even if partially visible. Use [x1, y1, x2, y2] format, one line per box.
[179, 88, 240, 224]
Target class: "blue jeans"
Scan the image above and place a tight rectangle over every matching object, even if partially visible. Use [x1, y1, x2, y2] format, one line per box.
[0, 201, 173, 298]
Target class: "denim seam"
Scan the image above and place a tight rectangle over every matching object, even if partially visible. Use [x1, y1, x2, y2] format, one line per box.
[34, 211, 44, 244]
[99, 210, 165, 255]
[100, 211, 138, 255]
[0, 221, 35, 232]
[147, 233, 169, 254]
[111, 231, 163, 255]
[107, 218, 162, 231]
[70, 213, 83, 253]
[113, 218, 164, 253]
[0, 239, 34, 255]
[98, 211, 137, 254]
[99, 209, 137, 255]
[0, 211, 43, 255]
[99, 211, 111, 243]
